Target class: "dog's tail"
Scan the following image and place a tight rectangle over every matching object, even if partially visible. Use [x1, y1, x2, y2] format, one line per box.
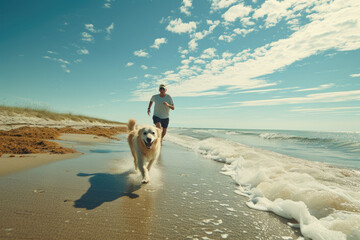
[128, 119, 136, 132]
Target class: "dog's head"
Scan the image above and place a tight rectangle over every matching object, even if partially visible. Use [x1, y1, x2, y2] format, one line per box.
[139, 126, 161, 149]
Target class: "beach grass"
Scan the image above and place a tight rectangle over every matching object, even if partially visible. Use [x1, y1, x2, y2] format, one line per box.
[0, 105, 124, 125]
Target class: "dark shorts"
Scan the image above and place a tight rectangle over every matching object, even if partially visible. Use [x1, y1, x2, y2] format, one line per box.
[153, 115, 169, 128]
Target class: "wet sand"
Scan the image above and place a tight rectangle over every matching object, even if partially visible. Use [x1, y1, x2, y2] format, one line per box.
[0, 134, 110, 177]
[0, 136, 301, 239]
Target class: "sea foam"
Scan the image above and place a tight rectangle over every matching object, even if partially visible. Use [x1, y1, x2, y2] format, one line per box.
[166, 133, 360, 240]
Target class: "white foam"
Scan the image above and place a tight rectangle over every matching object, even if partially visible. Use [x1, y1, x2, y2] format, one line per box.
[167, 133, 360, 240]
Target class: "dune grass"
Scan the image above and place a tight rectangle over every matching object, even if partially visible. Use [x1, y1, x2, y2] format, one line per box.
[0, 105, 124, 125]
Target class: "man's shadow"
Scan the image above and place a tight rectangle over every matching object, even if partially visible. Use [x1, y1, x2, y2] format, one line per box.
[74, 171, 141, 210]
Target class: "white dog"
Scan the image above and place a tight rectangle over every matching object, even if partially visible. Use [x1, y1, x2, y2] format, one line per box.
[127, 119, 162, 183]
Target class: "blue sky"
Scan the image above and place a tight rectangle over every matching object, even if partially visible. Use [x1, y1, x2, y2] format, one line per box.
[1, 0, 360, 131]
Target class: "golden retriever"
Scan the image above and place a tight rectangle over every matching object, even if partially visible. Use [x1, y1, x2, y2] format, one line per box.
[127, 119, 162, 183]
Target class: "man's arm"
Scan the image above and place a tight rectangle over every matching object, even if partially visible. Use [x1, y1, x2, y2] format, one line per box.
[163, 102, 174, 110]
[147, 101, 153, 116]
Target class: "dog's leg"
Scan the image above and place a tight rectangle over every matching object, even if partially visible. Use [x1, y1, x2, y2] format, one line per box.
[127, 134, 138, 170]
[142, 165, 150, 184]
[137, 155, 149, 183]
[147, 158, 155, 171]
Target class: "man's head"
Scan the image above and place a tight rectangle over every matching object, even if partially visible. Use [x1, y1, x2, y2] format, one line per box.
[159, 84, 167, 94]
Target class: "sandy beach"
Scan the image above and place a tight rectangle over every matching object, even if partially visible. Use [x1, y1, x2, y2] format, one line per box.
[0, 133, 111, 177]
[0, 133, 301, 240]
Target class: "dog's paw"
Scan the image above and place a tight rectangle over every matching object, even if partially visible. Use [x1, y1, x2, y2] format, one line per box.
[141, 178, 150, 184]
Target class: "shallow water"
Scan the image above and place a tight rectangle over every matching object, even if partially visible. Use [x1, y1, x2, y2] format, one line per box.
[169, 128, 360, 169]
[166, 128, 360, 240]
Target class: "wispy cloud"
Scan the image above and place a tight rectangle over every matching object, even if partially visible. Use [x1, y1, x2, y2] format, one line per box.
[150, 38, 167, 49]
[85, 24, 97, 33]
[103, 0, 114, 8]
[180, 0, 193, 16]
[237, 90, 360, 106]
[133, 0, 360, 101]
[134, 49, 149, 57]
[210, 0, 238, 12]
[77, 48, 89, 55]
[238, 86, 299, 94]
[43, 55, 71, 73]
[105, 22, 114, 40]
[350, 73, 360, 77]
[294, 84, 335, 92]
[290, 106, 360, 112]
[81, 32, 94, 42]
[188, 20, 220, 51]
[166, 18, 197, 34]
[222, 3, 252, 22]
[126, 62, 134, 67]
[141, 65, 148, 70]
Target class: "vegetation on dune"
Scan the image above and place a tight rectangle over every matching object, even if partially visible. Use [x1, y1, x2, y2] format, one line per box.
[0, 105, 124, 125]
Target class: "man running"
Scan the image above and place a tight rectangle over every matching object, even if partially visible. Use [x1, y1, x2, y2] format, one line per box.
[147, 84, 174, 140]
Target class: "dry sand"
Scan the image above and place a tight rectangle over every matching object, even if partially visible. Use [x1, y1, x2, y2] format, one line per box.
[0, 135, 302, 239]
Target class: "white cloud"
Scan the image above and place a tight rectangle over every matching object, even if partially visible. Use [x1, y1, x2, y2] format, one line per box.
[210, 0, 238, 11]
[253, 0, 316, 28]
[132, 0, 360, 101]
[350, 73, 360, 77]
[77, 49, 89, 55]
[134, 49, 149, 57]
[163, 70, 174, 75]
[85, 24, 97, 33]
[47, 51, 57, 54]
[43, 56, 71, 73]
[238, 86, 299, 94]
[58, 58, 70, 64]
[200, 48, 217, 59]
[105, 22, 114, 40]
[240, 17, 256, 27]
[82, 32, 94, 42]
[178, 47, 189, 55]
[166, 18, 197, 34]
[238, 90, 360, 106]
[294, 83, 334, 92]
[219, 34, 234, 42]
[233, 28, 254, 37]
[151, 38, 168, 49]
[106, 22, 114, 34]
[126, 62, 134, 67]
[103, 0, 114, 8]
[141, 65, 148, 70]
[188, 20, 220, 51]
[180, 0, 192, 16]
[290, 106, 360, 112]
[222, 3, 252, 22]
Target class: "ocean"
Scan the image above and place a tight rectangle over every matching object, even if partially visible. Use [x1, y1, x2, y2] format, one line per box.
[166, 128, 360, 240]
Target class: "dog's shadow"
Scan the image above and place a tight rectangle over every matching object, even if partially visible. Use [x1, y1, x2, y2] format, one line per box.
[74, 170, 141, 210]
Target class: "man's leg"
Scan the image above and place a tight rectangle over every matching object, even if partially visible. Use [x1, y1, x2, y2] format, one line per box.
[162, 128, 167, 139]
[155, 122, 162, 129]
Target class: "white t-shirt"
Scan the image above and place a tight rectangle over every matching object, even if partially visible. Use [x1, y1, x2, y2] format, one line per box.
[150, 94, 174, 119]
